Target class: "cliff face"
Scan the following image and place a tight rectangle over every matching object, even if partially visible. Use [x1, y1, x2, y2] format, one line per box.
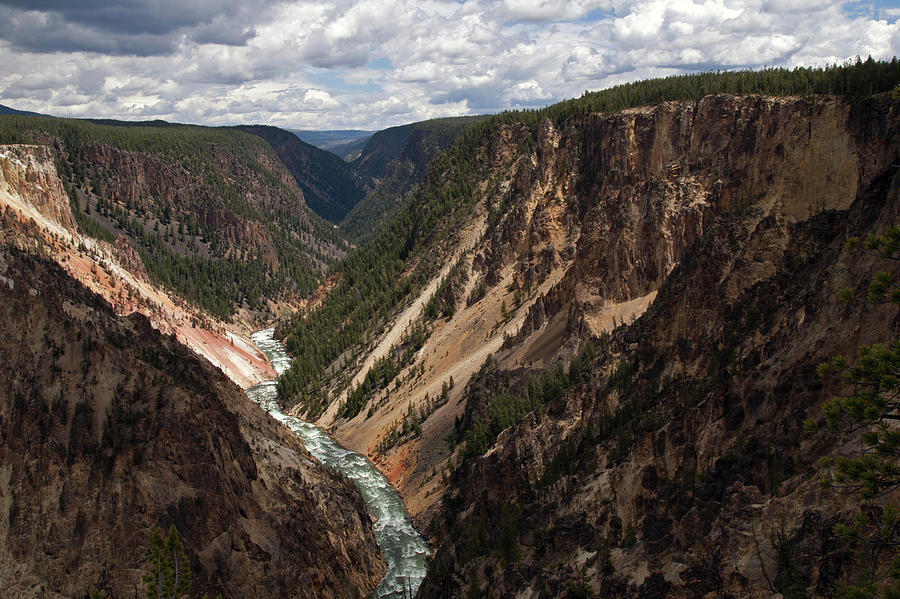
[275, 94, 900, 596]
[476, 95, 871, 346]
[0, 144, 76, 236]
[0, 144, 276, 388]
[0, 226, 384, 598]
[0, 116, 350, 323]
[415, 96, 900, 596]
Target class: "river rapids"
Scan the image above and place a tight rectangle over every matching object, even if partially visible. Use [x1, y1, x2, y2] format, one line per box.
[245, 328, 429, 599]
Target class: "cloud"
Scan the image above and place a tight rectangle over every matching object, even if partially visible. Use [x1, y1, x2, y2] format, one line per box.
[0, 0, 268, 55]
[0, 0, 897, 129]
[303, 89, 340, 109]
[0, 7, 178, 55]
[500, 0, 611, 22]
[0, 0, 267, 36]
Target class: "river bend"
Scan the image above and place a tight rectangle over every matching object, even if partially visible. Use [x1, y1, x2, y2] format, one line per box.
[245, 328, 429, 599]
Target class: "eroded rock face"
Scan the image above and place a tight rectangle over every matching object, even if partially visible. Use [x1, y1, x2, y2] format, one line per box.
[493, 96, 877, 341]
[330, 96, 896, 515]
[0, 144, 76, 237]
[0, 144, 278, 389]
[76, 142, 290, 269]
[0, 238, 384, 598]
[416, 95, 900, 597]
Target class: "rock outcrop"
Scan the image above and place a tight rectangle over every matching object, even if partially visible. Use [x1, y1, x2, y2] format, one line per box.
[0, 227, 385, 598]
[0, 144, 277, 389]
[417, 96, 900, 596]
[0, 144, 76, 235]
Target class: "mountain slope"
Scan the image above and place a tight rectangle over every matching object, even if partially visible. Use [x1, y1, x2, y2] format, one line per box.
[341, 115, 488, 241]
[0, 103, 46, 117]
[0, 115, 348, 322]
[351, 123, 415, 180]
[239, 125, 374, 223]
[0, 214, 385, 598]
[273, 61, 900, 597]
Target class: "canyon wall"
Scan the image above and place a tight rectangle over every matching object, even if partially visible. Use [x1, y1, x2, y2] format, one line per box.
[273, 93, 900, 597]
[416, 95, 900, 596]
[0, 220, 385, 598]
[0, 143, 279, 388]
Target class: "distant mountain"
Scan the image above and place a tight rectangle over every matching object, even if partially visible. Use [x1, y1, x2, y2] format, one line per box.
[340, 115, 488, 241]
[293, 129, 373, 161]
[240, 125, 375, 223]
[0, 103, 46, 117]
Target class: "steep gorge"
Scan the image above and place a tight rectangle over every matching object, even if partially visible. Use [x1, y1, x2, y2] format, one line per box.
[0, 218, 385, 598]
[4, 69, 895, 598]
[0, 144, 275, 388]
[279, 90, 900, 597]
[237, 124, 374, 223]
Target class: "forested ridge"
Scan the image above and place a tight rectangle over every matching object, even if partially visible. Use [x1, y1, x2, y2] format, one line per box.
[0, 116, 349, 319]
[278, 139, 491, 414]
[277, 58, 900, 420]
[518, 56, 900, 126]
[340, 115, 489, 242]
[237, 124, 374, 223]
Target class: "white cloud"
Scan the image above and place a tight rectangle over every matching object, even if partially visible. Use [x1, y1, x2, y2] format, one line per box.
[303, 89, 340, 109]
[500, 0, 612, 22]
[0, 0, 897, 128]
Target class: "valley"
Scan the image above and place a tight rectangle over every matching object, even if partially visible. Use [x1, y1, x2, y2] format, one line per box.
[245, 329, 430, 599]
[2, 59, 900, 598]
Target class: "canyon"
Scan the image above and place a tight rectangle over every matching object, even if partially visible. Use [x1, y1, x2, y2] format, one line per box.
[0, 213, 384, 597]
[280, 91, 900, 597]
[2, 63, 899, 598]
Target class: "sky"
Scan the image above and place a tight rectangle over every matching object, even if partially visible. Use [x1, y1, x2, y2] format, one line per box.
[0, 0, 898, 130]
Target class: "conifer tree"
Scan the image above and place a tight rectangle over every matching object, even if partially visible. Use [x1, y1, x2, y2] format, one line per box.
[143, 525, 191, 599]
[807, 226, 900, 598]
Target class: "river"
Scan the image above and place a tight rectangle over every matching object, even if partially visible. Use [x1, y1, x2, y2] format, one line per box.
[244, 328, 429, 599]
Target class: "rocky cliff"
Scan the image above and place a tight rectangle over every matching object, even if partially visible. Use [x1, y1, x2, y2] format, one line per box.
[277, 89, 900, 597]
[0, 143, 276, 388]
[0, 115, 349, 322]
[415, 96, 900, 596]
[0, 217, 385, 598]
[0, 144, 76, 236]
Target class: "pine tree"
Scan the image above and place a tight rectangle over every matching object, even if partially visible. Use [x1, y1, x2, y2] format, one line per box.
[806, 226, 900, 598]
[143, 525, 191, 599]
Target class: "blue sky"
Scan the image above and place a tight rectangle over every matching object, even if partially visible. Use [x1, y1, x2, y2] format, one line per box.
[0, 0, 898, 129]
